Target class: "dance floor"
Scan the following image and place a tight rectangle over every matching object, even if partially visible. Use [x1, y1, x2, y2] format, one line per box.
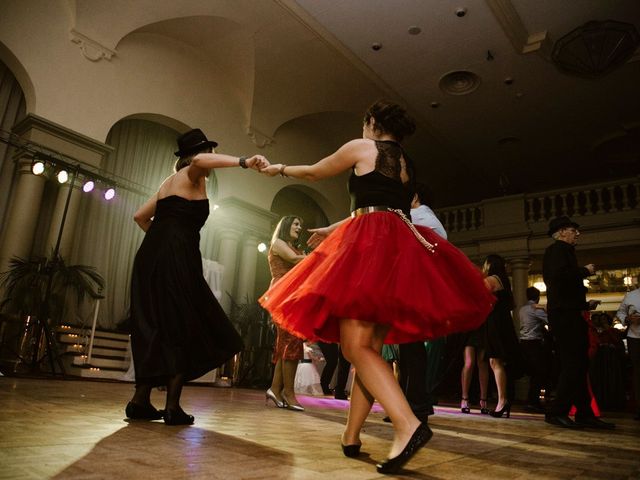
[0, 377, 639, 479]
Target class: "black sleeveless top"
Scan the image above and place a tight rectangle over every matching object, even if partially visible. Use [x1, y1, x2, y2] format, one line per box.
[348, 140, 415, 215]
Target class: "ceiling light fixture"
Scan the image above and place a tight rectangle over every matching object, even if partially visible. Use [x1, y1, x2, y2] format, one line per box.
[371, 42, 382, 51]
[408, 26, 421, 35]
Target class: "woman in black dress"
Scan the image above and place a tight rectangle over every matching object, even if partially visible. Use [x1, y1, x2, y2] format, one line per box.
[483, 254, 521, 418]
[125, 128, 268, 425]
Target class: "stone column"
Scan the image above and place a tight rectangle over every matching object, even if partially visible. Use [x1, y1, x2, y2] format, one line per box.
[509, 257, 531, 327]
[0, 158, 47, 273]
[216, 229, 241, 312]
[45, 180, 82, 259]
[235, 236, 259, 304]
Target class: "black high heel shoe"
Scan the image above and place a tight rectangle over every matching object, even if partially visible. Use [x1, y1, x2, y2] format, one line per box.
[376, 422, 433, 474]
[489, 401, 511, 418]
[460, 397, 470, 414]
[125, 401, 164, 420]
[163, 407, 195, 425]
[341, 443, 361, 458]
[480, 398, 490, 415]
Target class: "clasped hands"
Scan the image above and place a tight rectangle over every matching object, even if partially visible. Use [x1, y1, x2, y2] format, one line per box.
[243, 158, 286, 177]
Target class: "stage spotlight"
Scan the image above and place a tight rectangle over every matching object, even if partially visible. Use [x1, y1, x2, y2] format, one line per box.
[104, 188, 116, 200]
[82, 180, 95, 193]
[257, 242, 267, 253]
[32, 160, 46, 175]
[57, 170, 69, 184]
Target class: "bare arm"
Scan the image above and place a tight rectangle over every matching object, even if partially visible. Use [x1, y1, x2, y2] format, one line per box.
[133, 194, 158, 232]
[191, 152, 268, 171]
[261, 139, 368, 181]
[271, 239, 306, 264]
[307, 218, 349, 248]
[484, 275, 504, 293]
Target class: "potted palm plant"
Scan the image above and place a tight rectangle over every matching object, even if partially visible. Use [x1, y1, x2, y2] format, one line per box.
[0, 255, 105, 372]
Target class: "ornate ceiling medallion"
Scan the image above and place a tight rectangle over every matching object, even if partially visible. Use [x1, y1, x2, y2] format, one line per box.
[439, 70, 481, 95]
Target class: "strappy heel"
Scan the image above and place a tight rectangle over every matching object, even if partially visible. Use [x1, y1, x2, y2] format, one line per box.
[461, 397, 471, 414]
[480, 398, 490, 415]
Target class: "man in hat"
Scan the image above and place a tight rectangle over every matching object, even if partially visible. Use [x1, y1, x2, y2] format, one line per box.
[542, 216, 614, 429]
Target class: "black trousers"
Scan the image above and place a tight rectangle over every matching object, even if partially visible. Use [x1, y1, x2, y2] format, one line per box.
[398, 342, 434, 417]
[317, 342, 350, 393]
[548, 309, 592, 418]
[520, 339, 552, 405]
[627, 337, 640, 412]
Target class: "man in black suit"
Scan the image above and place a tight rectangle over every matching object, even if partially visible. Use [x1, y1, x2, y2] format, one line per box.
[542, 216, 614, 430]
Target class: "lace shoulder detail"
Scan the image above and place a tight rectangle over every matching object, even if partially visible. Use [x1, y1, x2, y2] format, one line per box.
[374, 140, 415, 186]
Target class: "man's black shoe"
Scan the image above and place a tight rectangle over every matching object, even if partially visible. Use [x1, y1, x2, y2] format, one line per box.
[574, 416, 615, 430]
[544, 415, 583, 429]
[334, 391, 348, 400]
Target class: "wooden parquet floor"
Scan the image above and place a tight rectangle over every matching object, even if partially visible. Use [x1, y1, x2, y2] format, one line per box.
[0, 377, 638, 479]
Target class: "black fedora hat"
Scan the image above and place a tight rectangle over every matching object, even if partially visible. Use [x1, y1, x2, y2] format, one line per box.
[174, 128, 218, 157]
[547, 215, 580, 236]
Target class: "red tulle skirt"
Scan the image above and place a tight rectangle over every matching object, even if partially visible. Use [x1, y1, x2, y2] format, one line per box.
[259, 211, 495, 344]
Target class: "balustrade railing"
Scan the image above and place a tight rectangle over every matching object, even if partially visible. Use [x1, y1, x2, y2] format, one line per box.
[435, 176, 639, 234]
[524, 177, 639, 223]
[437, 203, 483, 233]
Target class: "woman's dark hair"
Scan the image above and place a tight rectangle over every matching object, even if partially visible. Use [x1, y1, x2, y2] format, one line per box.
[174, 146, 213, 172]
[271, 215, 303, 247]
[363, 100, 416, 142]
[485, 254, 512, 294]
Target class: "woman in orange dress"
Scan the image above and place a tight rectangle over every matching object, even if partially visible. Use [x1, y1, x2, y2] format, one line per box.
[265, 216, 307, 411]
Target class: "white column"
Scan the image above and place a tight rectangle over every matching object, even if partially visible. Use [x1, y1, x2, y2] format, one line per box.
[216, 229, 241, 312]
[0, 158, 47, 273]
[235, 236, 259, 303]
[45, 181, 82, 259]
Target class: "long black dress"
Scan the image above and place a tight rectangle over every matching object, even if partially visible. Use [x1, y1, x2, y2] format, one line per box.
[130, 195, 243, 386]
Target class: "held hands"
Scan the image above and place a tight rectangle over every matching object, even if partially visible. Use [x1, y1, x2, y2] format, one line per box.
[245, 155, 270, 171]
[307, 226, 331, 248]
[261, 163, 285, 177]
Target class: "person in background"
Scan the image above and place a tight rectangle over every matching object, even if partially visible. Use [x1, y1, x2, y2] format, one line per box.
[397, 183, 448, 422]
[317, 342, 351, 400]
[483, 254, 522, 419]
[542, 216, 614, 430]
[615, 286, 640, 420]
[265, 216, 307, 412]
[519, 286, 551, 413]
[126, 128, 267, 425]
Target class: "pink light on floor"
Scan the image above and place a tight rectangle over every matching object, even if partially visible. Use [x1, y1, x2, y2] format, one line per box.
[297, 395, 385, 413]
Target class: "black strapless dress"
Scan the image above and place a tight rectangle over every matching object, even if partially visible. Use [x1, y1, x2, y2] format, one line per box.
[130, 195, 243, 386]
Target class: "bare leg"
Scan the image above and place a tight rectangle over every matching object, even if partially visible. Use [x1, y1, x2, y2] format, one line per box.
[490, 357, 508, 410]
[340, 319, 421, 459]
[477, 349, 489, 409]
[461, 346, 476, 409]
[342, 359, 378, 446]
[270, 359, 285, 402]
[282, 359, 302, 407]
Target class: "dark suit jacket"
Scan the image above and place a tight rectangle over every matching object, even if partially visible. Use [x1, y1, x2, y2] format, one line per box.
[542, 240, 590, 311]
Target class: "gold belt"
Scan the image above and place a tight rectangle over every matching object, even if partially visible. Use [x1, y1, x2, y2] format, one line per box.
[351, 205, 390, 217]
[349, 205, 438, 253]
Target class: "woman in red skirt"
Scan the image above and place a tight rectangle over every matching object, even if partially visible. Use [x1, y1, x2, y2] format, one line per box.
[260, 100, 494, 474]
